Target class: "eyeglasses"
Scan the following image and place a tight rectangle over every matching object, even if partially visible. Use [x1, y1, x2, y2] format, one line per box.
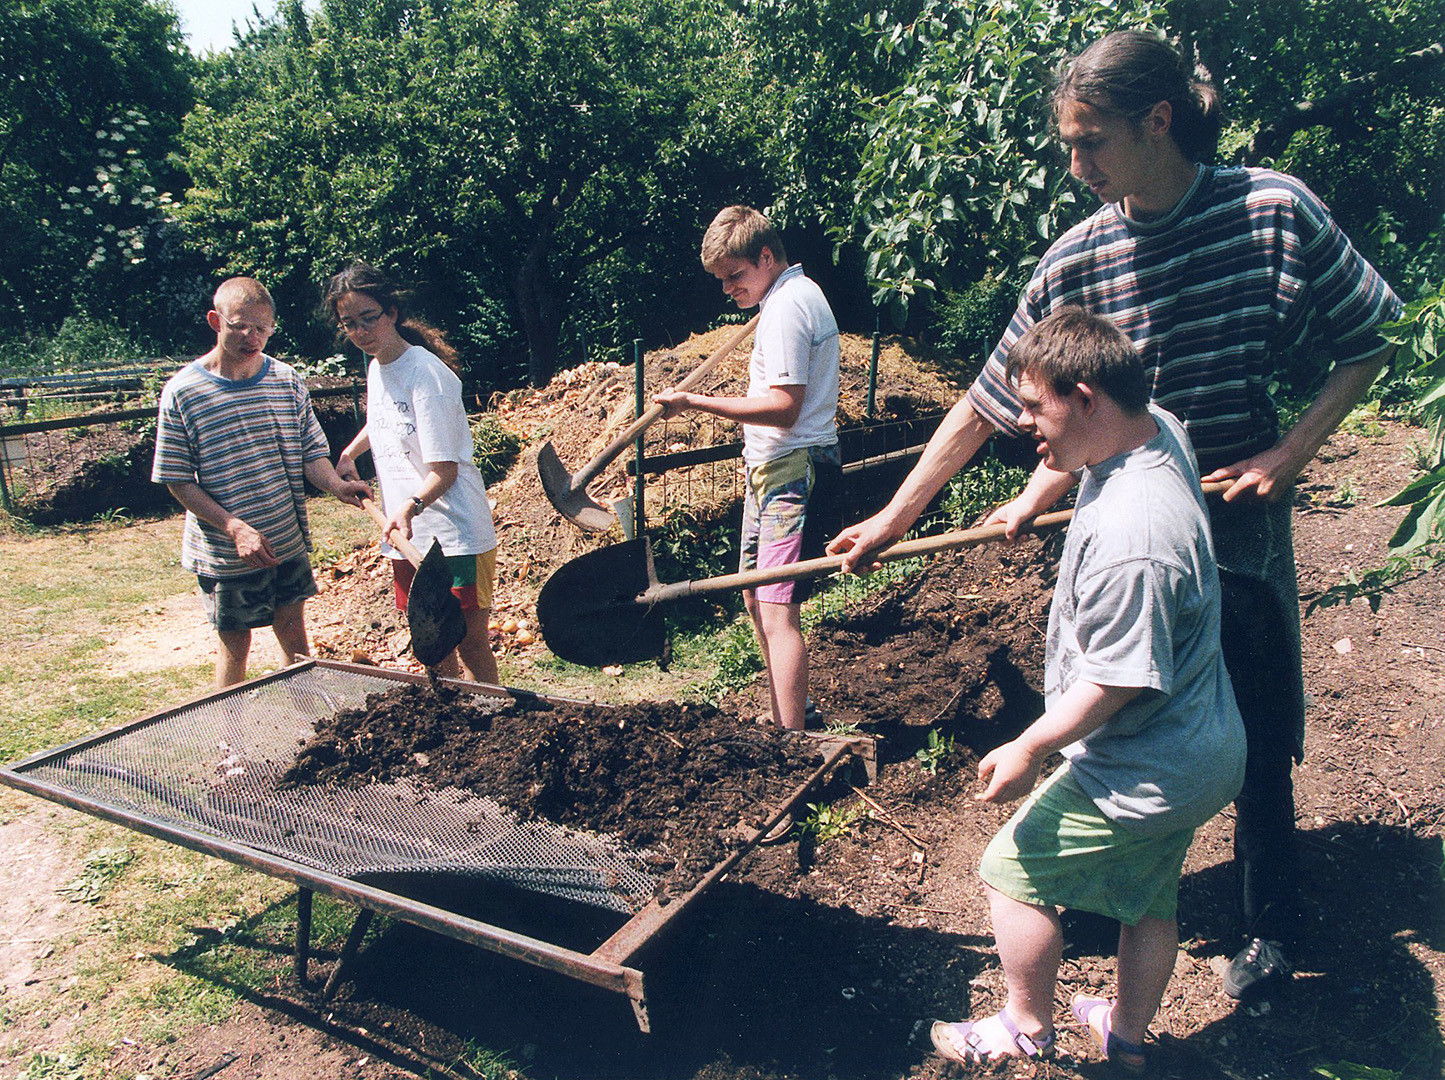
[216, 313, 276, 337]
[338, 310, 385, 334]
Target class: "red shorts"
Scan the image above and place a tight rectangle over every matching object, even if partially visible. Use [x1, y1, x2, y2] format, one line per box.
[391, 549, 496, 613]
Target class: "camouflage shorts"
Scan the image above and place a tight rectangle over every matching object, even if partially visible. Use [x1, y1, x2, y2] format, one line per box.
[197, 553, 318, 632]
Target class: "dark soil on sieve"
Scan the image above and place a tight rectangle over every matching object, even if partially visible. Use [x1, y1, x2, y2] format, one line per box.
[278, 684, 828, 899]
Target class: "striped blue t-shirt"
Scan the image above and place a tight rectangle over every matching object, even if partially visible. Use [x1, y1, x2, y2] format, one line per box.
[152, 356, 331, 577]
[966, 166, 1402, 473]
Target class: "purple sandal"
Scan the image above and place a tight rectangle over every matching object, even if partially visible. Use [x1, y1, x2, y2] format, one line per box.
[1072, 994, 1147, 1074]
[928, 1009, 1055, 1063]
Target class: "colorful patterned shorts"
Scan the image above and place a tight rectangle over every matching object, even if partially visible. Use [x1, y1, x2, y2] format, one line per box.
[739, 443, 842, 605]
[392, 548, 497, 613]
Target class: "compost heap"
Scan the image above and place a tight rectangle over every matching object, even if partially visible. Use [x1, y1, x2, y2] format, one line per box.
[280, 684, 826, 897]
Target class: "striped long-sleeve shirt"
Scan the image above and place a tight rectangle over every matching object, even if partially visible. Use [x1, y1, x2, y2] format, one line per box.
[966, 165, 1402, 474]
[152, 356, 330, 577]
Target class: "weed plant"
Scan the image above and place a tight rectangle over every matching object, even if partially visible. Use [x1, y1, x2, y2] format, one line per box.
[693, 618, 764, 702]
[939, 454, 1029, 529]
[57, 847, 135, 903]
[801, 799, 864, 843]
[470, 412, 524, 486]
[915, 729, 957, 774]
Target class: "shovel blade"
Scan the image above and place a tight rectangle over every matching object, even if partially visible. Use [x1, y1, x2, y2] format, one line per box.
[407, 540, 467, 667]
[537, 441, 616, 533]
[536, 539, 666, 666]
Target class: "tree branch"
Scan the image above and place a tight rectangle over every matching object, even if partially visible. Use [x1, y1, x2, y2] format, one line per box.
[1248, 41, 1445, 162]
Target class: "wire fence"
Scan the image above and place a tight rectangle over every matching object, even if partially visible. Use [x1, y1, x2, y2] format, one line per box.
[0, 382, 365, 520]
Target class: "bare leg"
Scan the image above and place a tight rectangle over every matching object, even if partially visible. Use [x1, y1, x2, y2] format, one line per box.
[216, 628, 251, 688]
[272, 599, 310, 665]
[986, 883, 1061, 1039]
[1111, 916, 1177, 1045]
[455, 607, 499, 685]
[744, 590, 778, 722]
[756, 600, 807, 730]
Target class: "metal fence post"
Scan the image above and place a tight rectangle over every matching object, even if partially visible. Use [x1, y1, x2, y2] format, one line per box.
[867, 307, 881, 420]
[633, 338, 646, 537]
[0, 433, 13, 514]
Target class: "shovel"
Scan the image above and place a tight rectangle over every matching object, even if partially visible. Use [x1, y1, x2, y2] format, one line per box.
[538, 314, 760, 532]
[536, 481, 1230, 666]
[361, 497, 467, 668]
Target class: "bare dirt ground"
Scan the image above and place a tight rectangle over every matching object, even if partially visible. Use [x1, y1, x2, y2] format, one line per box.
[3, 337, 1442, 1080]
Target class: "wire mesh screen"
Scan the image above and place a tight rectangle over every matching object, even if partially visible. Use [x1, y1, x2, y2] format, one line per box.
[11, 665, 658, 915]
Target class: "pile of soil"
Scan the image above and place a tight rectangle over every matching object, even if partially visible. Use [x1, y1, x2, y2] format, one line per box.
[279, 682, 827, 898]
[483, 328, 962, 608]
[8, 376, 363, 524]
[785, 534, 1059, 738]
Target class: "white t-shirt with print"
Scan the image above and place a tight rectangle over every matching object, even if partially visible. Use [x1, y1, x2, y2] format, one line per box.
[367, 345, 496, 558]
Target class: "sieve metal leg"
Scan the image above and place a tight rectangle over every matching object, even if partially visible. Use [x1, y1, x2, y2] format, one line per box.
[295, 888, 313, 983]
[321, 907, 374, 1000]
[625, 968, 651, 1033]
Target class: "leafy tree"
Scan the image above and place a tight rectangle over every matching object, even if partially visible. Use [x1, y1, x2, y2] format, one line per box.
[0, 0, 196, 345]
[744, 0, 914, 233]
[844, 0, 1443, 343]
[840, 0, 1164, 324]
[1171, 0, 1445, 285]
[176, 0, 772, 387]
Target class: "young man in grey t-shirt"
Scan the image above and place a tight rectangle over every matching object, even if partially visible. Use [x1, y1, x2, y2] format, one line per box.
[926, 308, 1244, 1073]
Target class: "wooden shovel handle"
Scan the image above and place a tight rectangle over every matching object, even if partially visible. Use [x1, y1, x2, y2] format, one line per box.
[649, 480, 1231, 602]
[361, 496, 425, 568]
[569, 314, 761, 492]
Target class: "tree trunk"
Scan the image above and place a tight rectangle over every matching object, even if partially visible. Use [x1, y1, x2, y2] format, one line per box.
[513, 178, 581, 388]
[515, 248, 563, 389]
[1248, 41, 1444, 161]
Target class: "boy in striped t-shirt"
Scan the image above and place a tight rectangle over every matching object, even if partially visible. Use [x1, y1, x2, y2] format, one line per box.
[152, 277, 370, 687]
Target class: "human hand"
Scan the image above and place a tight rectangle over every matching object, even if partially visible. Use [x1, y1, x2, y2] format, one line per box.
[227, 520, 280, 568]
[334, 478, 371, 507]
[335, 454, 361, 483]
[1202, 444, 1299, 504]
[975, 740, 1041, 803]
[981, 497, 1039, 542]
[652, 388, 691, 419]
[826, 514, 902, 575]
[383, 505, 414, 543]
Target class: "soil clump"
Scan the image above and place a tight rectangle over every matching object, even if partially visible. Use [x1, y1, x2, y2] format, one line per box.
[279, 682, 827, 897]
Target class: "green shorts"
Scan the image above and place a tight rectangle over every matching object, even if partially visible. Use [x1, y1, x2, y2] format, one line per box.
[979, 764, 1196, 925]
[197, 553, 318, 632]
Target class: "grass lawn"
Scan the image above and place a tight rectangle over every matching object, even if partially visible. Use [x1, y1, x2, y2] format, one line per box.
[0, 498, 378, 1078]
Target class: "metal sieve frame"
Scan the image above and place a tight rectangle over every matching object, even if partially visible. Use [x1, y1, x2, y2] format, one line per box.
[0, 659, 868, 1031]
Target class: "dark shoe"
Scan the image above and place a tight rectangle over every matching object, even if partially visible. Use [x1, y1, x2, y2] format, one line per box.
[1223, 937, 1290, 1001]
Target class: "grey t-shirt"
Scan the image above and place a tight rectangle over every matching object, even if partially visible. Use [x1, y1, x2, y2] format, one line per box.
[1047, 405, 1246, 834]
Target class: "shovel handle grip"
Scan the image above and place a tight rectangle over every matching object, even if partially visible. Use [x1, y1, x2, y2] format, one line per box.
[361, 496, 425, 569]
[648, 480, 1231, 602]
[569, 314, 761, 491]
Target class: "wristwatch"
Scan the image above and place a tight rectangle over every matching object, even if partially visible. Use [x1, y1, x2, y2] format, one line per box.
[410, 495, 426, 513]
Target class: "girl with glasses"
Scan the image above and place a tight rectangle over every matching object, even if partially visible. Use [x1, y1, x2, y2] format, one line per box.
[325, 263, 500, 685]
